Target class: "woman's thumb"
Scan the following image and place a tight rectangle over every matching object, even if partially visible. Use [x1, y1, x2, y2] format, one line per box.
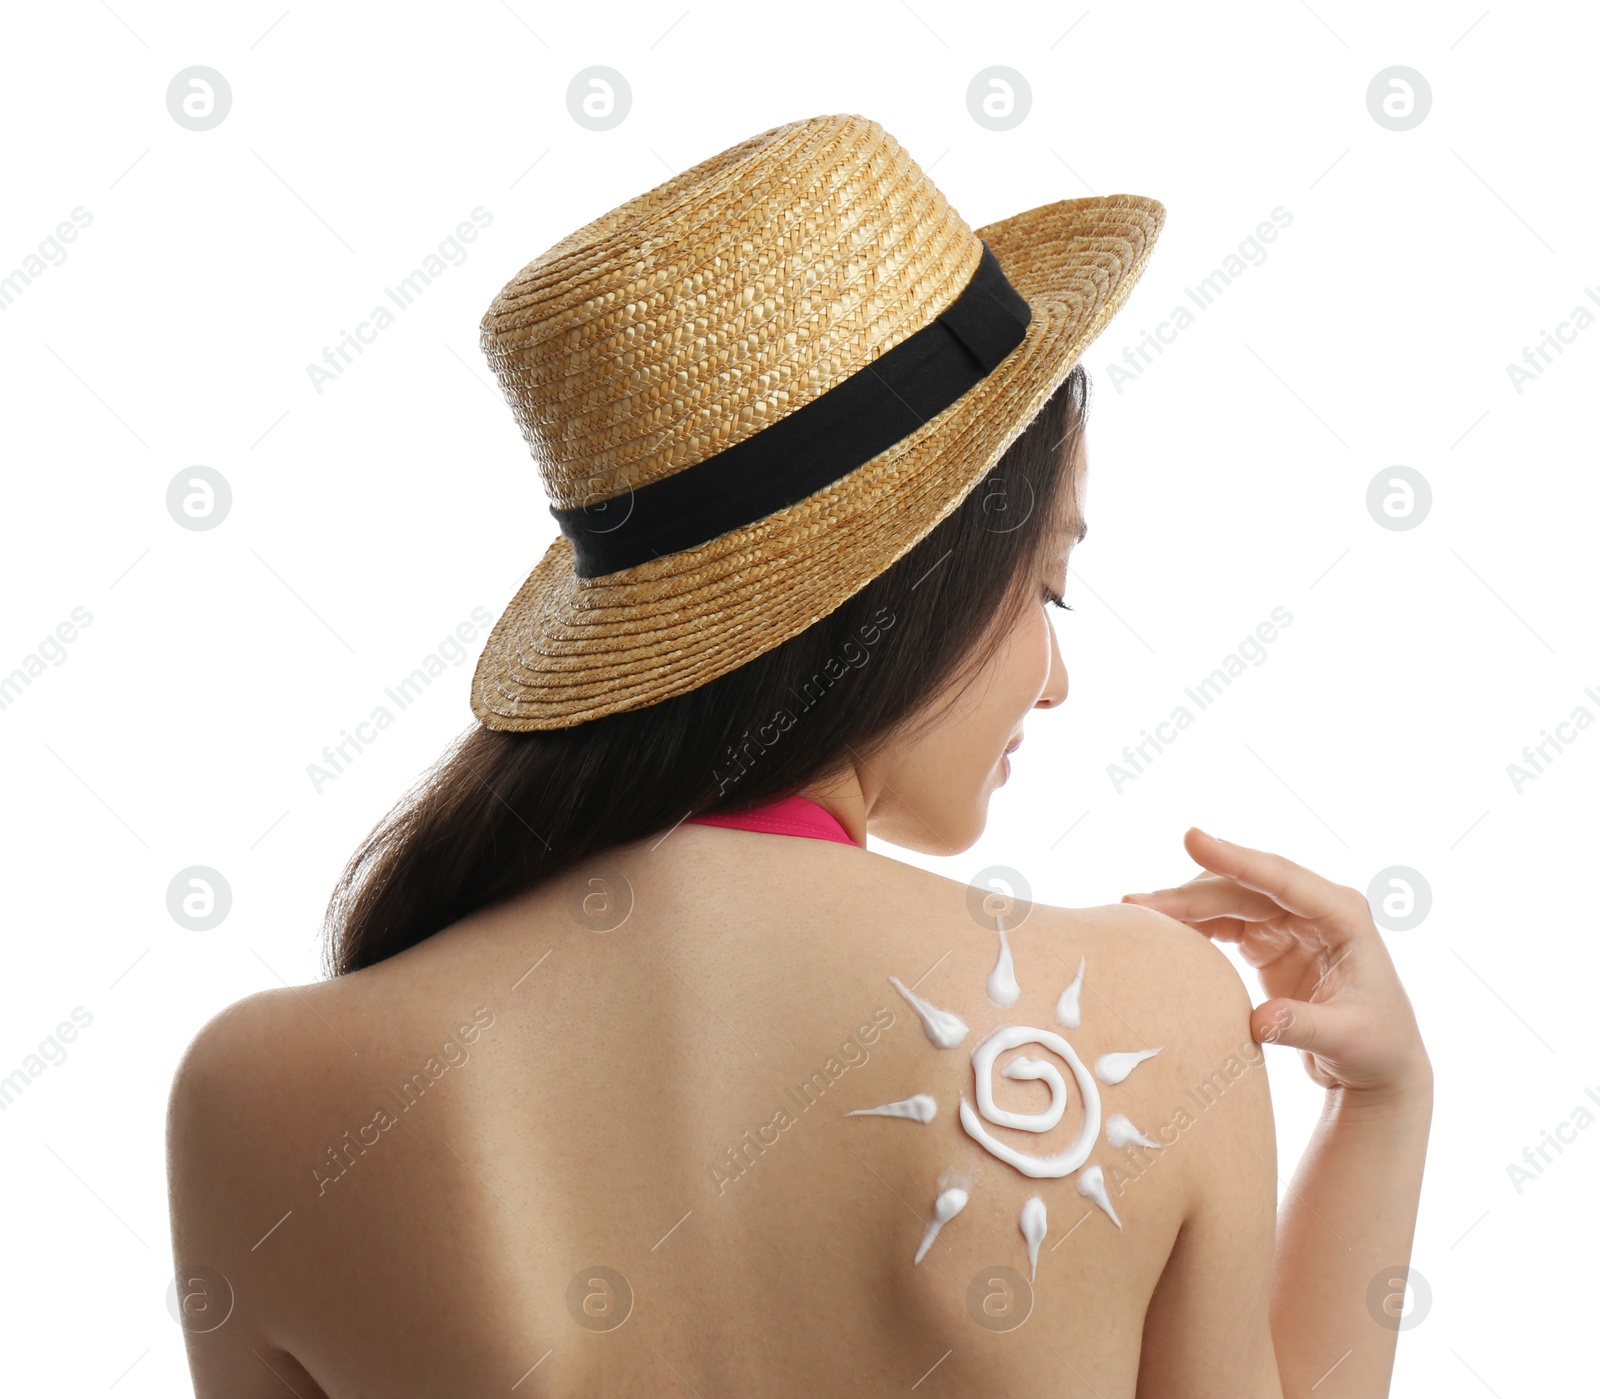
[1253, 998, 1319, 1050]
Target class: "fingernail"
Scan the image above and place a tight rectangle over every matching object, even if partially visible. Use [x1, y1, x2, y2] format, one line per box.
[1122, 892, 1151, 903]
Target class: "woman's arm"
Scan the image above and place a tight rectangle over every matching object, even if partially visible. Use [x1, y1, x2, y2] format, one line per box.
[1272, 1076, 1433, 1393]
[1127, 829, 1433, 1399]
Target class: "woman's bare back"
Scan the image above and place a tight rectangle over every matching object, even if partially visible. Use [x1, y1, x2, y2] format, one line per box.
[169, 826, 1281, 1397]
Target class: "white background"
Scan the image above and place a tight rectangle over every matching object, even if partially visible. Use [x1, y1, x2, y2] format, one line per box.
[2, 1, 1594, 1393]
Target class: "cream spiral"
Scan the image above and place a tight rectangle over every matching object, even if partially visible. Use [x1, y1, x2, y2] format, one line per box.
[958, 1025, 1103, 1179]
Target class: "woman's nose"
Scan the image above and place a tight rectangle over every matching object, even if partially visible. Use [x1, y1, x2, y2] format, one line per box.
[1037, 620, 1069, 709]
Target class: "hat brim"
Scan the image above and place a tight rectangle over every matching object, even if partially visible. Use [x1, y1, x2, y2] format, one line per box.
[470, 193, 1165, 731]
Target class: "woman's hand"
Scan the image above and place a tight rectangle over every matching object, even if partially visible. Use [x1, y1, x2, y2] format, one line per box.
[1122, 828, 1431, 1107]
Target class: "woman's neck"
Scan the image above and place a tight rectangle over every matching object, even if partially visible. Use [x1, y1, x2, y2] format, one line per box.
[795, 765, 874, 847]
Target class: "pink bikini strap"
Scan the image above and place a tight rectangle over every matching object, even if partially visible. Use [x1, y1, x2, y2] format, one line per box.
[685, 793, 862, 848]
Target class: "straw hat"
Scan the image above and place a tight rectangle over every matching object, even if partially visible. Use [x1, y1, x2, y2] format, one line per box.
[471, 112, 1164, 732]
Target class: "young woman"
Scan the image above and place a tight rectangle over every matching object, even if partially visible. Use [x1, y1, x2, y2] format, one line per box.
[167, 114, 1431, 1397]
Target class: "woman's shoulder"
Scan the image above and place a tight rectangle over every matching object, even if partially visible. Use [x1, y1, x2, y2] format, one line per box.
[169, 964, 377, 1095]
[168, 983, 308, 1122]
[847, 846, 1256, 1023]
[167, 951, 483, 1130]
[167, 979, 357, 1206]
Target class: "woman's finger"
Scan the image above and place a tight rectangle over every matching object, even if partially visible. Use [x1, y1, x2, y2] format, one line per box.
[1252, 994, 1359, 1059]
[1181, 828, 1363, 925]
[1175, 913, 1252, 945]
[1120, 894, 1252, 944]
[1122, 877, 1283, 925]
[1121, 897, 1313, 973]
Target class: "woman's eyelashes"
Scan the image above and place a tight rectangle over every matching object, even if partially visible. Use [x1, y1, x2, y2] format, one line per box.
[1042, 584, 1072, 612]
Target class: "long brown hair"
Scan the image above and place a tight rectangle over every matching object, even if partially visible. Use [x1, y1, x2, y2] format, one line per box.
[321, 365, 1091, 975]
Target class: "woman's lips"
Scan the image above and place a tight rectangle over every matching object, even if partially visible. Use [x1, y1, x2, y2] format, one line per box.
[1000, 736, 1021, 782]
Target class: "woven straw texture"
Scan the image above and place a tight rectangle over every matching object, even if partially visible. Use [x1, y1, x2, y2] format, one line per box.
[471, 112, 1164, 731]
